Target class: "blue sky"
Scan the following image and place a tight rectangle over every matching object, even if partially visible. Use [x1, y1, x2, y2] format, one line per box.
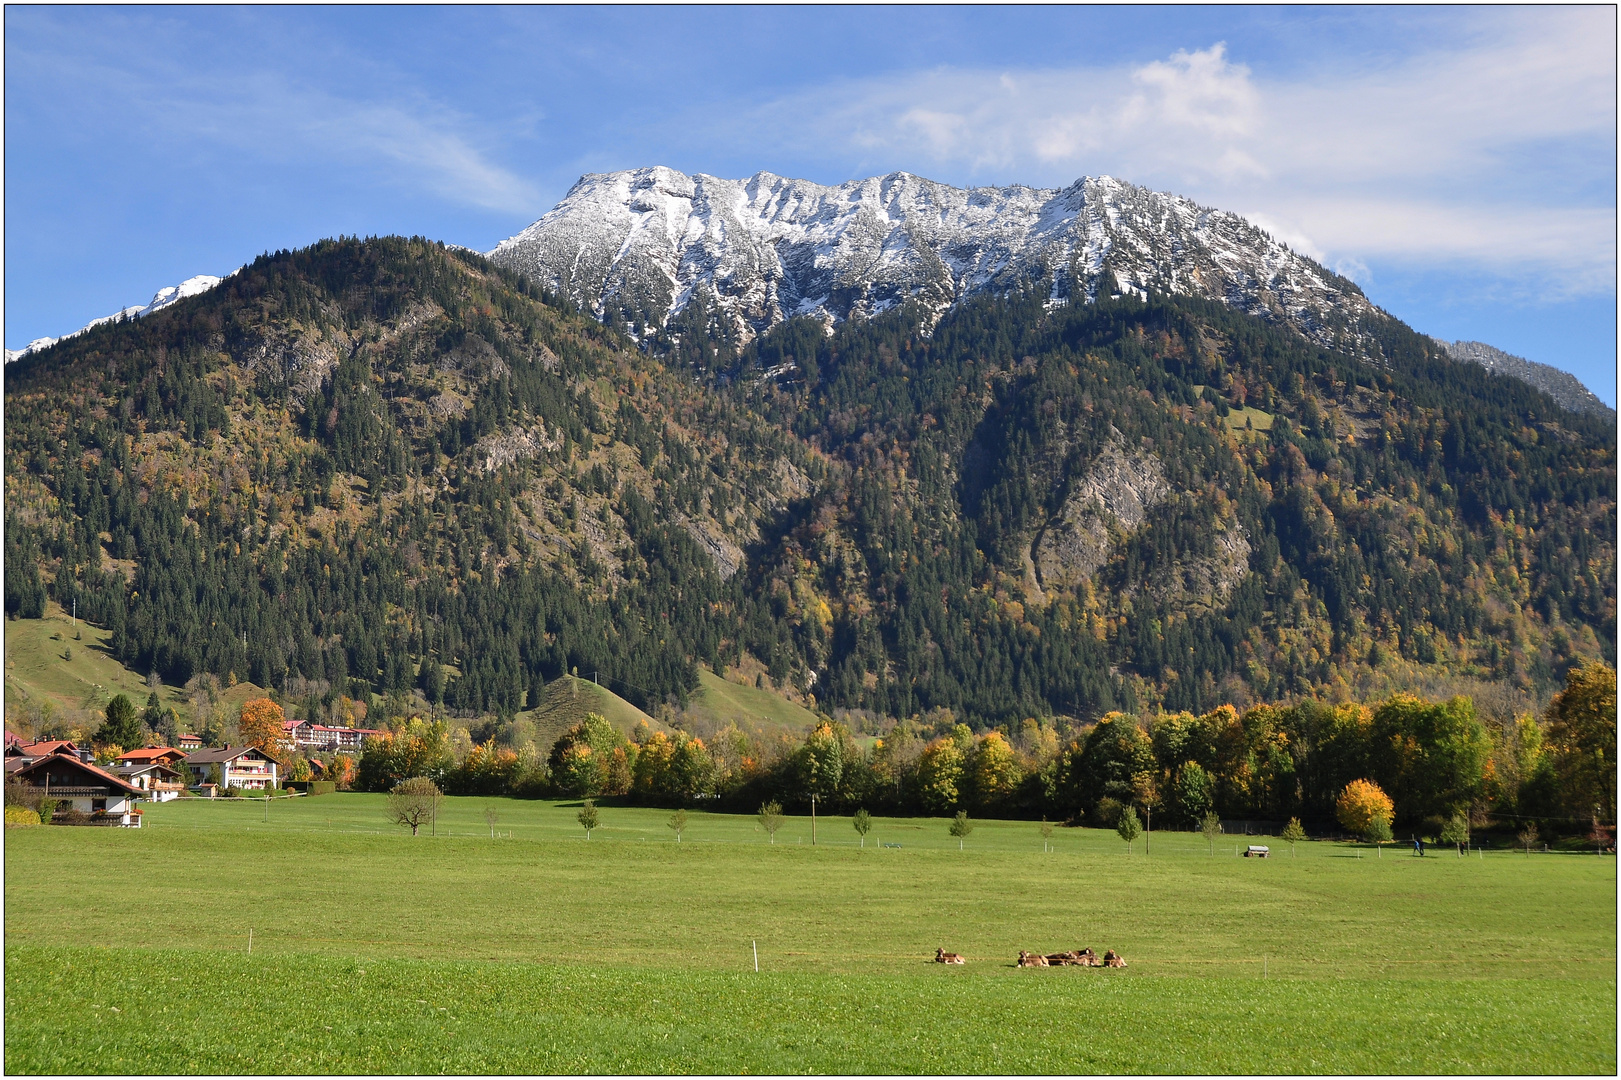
[6, 5, 1616, 403]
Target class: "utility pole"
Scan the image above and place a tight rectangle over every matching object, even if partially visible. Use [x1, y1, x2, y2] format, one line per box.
[811, 793, 817, 845]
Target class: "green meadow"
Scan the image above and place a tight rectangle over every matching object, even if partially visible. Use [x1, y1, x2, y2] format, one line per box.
[5, 795, 1615, 1073]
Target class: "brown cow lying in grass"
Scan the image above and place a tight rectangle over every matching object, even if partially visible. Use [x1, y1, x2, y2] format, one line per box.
[1045, 948, 1100, 967]
[1017, 950, 1050, 967]
[1103, 949, 1127, 968]
[934, 948, 965, 964]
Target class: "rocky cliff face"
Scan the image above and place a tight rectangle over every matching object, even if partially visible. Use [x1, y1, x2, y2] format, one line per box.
[488, 166, 1382, 358]
[1034, 439, 1170, 594]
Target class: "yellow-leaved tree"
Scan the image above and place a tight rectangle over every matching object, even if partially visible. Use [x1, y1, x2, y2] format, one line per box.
[916, 737, 964, 814]
[1545, 661, 1617, 824]
[973, 731, 1020, 810]
[1336, 778, 1395, 840]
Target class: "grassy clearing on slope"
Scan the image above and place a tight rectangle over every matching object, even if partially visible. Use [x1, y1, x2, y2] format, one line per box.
[3, 606, 269, 732]
[680, 668, 821, 739]
[4, 604, 158, 722]
[5, 796, 1613, 1073]
[520, 674, 661, 749]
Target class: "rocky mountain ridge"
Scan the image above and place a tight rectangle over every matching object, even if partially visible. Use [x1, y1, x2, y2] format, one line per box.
[488, 166, 1613, 415]
[488, 166, 1381, 356]
[1436, 338, 1612, 417]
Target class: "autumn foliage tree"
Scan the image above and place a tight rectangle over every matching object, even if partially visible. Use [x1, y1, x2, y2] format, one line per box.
[1336, 779, 1395, 840]
[238, 698, 290, 760]
[1545, 661, 1618, 823]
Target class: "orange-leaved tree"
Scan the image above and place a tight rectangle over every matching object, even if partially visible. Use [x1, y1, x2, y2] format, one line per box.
[1336, 778, 1395, 840]
[238, 698, 291, 760]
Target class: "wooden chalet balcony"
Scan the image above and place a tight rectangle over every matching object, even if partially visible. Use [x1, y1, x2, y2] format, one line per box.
[33, 785, 114, 797]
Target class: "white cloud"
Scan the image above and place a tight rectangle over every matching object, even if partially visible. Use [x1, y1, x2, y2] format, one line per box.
[740, 8, 1616, 295]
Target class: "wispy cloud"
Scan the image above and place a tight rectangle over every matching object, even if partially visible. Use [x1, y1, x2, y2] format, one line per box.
[7, 12, 540, 216]
[734, 7, 1615, 297]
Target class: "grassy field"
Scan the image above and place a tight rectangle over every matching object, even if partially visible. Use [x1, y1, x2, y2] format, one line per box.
[5, 795, 1615, 1073]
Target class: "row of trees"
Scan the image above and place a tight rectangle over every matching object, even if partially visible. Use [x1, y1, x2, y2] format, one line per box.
[341, 662, 1613, 834]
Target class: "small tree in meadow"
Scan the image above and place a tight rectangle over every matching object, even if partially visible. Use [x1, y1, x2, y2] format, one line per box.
[1367, 811, 1393, 856]
[1280, 817, 1307, 857]
[1439, 813, 1470, 856]
[387, 777, 442, 836]
[852, 808, 872, 848]
[949, 811, 974, 850]
[1117, 806, 1142, 853]
[1040, 817, 1054, 853]
[577, 799, 599, 839]
[1517, 822, 1539, 855]
[484, 807, 499, 838]
[668, 808, 688, 844]
[758, 800, 784, 844]
[1133, 773, 1161, 855]
[1200, 811, 1223, 854]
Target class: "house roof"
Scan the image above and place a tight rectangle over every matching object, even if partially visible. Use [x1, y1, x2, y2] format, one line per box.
[13, 740, 80, 758]
[9, 753, 143, 794]
[4, 730, 21, 748]
[112, 762, 181, 779]
[117, 747, 185, 764]
[186, 745, 275, 765]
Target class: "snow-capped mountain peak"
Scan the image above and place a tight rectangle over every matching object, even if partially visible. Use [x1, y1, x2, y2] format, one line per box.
[488, 166, 1379, 353]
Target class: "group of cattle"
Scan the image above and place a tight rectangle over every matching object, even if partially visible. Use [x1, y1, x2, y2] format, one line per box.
[933, 947, 1127, 968]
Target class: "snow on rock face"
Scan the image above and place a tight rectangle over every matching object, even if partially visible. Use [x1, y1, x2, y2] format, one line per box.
[489, 167, 1379, 354]
[5, 273, 227, 363]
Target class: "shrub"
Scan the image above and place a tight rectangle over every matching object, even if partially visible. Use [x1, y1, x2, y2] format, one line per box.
[4, 781, 41, 811]
[5, 805, 42, 826]
[1094, 796, 1123, 828]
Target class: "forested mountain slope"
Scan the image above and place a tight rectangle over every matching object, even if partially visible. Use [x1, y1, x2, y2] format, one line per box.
[4, 237, 1613, 733]
[4, 238, 816, 719]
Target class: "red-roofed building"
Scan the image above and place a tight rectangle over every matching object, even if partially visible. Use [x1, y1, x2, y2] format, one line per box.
[116, 746, 188, 768]
[7, 739, 92, 764]
[8, 753, 145, 826]
[285, 720, 383, 753]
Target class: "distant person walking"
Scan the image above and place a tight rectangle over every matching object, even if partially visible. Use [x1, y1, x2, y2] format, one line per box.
[1412, 837, 1423, 856]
